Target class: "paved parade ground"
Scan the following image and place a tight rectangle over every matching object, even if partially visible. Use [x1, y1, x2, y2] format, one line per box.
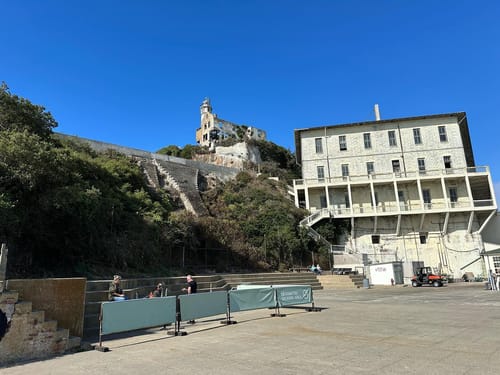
[2, 283, 500, 374]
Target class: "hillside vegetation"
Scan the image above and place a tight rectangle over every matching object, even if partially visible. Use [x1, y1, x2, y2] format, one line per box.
[0, 84, 321, 279]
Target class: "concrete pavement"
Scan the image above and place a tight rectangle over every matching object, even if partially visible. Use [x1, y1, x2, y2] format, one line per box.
[2, 283, 500, 374]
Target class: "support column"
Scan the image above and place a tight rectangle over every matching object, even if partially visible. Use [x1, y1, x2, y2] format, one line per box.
[441, 177, 449, 209]
[0, 243, 8, 293]
[464, 173, 473, 208]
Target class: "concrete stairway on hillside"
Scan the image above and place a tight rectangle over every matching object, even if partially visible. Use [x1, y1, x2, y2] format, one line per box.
[318, 274, 365, 289]
[153, 159, 209, 217]
[0, 291, 81, 364]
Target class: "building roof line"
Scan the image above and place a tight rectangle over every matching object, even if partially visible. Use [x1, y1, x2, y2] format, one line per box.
[294, 112, 466, 133]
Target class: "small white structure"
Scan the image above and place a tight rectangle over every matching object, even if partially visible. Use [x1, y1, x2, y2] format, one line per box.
[368, 262, 404, 285]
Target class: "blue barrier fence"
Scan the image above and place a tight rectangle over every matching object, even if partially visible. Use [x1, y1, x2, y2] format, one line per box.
[98, 285, 316, 349]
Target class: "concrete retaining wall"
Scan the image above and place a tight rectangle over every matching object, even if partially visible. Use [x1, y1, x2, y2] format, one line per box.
[7, 278, 86, 337]
[55, 133, 240, 181]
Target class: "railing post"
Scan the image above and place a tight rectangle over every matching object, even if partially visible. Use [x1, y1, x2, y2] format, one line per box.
[0, 244, 8, 293]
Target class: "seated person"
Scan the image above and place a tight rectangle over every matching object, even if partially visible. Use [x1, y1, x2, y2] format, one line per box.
[149, 283, 163, 298]
[108, 275, 126, 301]
[316, 264, 322, 275]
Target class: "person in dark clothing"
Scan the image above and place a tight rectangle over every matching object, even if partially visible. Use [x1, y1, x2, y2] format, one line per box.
[182, 275, 197, 323]
[184, 275, 197, 294]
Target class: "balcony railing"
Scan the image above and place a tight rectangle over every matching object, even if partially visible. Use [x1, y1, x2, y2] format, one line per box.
[293, 165, 490, 188]
[315, 199, 495, 218]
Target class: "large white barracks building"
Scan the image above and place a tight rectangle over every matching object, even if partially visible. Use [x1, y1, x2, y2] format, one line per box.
[292, 110, 499, 280]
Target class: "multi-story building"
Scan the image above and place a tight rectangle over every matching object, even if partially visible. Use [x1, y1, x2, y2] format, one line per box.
[292, 111, 499, 280]
[196, 98, 266, 149]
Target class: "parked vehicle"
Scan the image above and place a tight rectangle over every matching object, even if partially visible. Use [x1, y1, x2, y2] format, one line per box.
[411, 267, 446, 287]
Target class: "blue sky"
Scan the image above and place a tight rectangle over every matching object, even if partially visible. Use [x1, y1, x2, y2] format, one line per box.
[2, 1, 499, 195]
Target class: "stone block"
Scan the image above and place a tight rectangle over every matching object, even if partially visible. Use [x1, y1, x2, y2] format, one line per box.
[29, 310, 45, 324]
[40, 320, 58, 332]
[0, 291, 19, 304]
[13, 301, 32, 314]
[66, 335, 81, 351]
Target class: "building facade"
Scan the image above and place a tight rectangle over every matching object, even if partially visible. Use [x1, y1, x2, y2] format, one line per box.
[196, 98, 266, 149]
[292, 112, 498, 280]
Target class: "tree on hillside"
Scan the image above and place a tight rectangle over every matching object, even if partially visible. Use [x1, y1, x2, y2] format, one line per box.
[0, 83, 57, 139]
[156, 145, 181, 157]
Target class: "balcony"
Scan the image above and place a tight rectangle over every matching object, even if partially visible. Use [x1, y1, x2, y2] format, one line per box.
[293, 165, 491, 188]
[321, 198, 495, 219]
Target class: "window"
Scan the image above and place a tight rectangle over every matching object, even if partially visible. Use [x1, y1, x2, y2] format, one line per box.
[371, 235, 380, 244]
[317, 166, 325, 180]
[413, 128, 422, 144]
[392, 160, 401, 174]
[315, 138, 323, 153]
[449, 187, 458, 205]
[366, 162, 374, 175]
[418, 158, 426, 174]
[493, 256, 500, 271]
[443, 155, 452, 169]
[374, 192, 379, 206]
[388, 130, 397, 146]
[419, 232, 428, 244]
[339, 135, 347, 151]
[363, 133, 371, 149]
[422, 189, 431, 208]
[438, 126, 447, 142]
[341, 164, 349, 178]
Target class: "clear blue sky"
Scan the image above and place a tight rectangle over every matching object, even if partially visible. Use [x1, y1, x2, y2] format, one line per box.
[2, 1, 499, 195]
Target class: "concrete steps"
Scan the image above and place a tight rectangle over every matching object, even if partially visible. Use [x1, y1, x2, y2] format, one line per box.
[0, 290, 81, 364]
[83, 272, 322, 338]
[319, 274, 365, 289]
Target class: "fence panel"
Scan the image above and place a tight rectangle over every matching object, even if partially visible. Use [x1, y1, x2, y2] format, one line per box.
[229, 287, 276, 312]
[178, 291, 228, 321]
[275, 285, 313, 307]
[101, 296, 176, 335]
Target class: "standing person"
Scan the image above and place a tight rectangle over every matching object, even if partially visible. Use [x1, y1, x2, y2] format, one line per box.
[182, 275, 197, 295]
[108, 275, 126, 301]
[488, 269, 497, 291]
[182, 275, 197, 324]
[496, 270, 500, 292]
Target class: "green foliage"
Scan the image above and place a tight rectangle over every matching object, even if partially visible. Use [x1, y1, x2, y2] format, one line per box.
[249, 139, 301, 181]
[0, 83, 57, 138]
[0, 86, 320, 277]
[0, 117, 176, 276]
[201, 174, 310, 270]
[156, 145, 181, 157]
[156, 144, 206, 159]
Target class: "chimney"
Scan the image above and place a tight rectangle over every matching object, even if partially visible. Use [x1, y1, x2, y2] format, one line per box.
[374, 104, 381, 121]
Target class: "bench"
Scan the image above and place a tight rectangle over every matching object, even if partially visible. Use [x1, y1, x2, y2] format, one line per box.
[288, 267, 312, 273]
[332, 268, 358, 275]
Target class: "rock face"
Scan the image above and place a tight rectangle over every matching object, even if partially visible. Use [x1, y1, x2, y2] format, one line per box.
[193, 142, 262, 169]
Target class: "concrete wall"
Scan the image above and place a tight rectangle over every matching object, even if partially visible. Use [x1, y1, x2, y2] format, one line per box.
[55, 133, 240, 182]
[346, 214, 485, 280]
[299, 116, 466, 180]
[7, 278, 86, 337]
